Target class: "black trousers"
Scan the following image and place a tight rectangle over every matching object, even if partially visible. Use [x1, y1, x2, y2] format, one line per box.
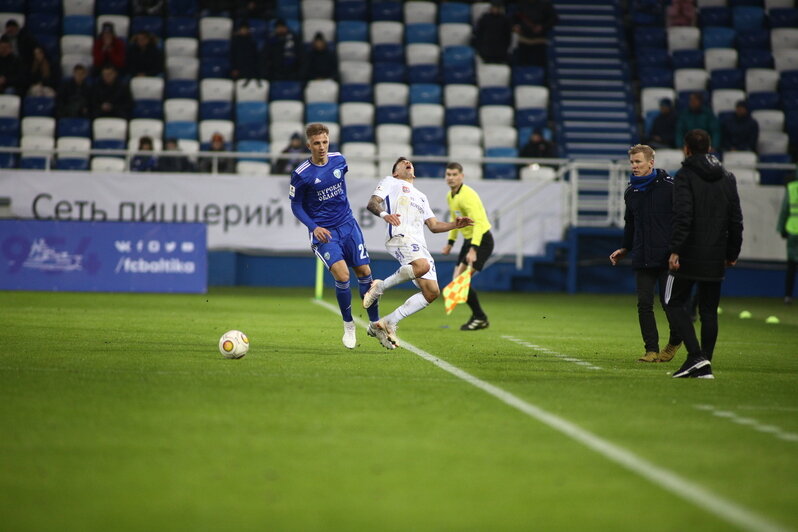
[786, 260, 796, 298]
[636, 268, 682, 352]
[664, 274, 722, 361]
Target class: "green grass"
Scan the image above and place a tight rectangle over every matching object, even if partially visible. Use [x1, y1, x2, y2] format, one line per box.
[1, 288, 797, 532]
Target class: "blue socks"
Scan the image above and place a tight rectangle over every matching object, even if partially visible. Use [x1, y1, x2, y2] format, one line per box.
[335, 280, 353, 322]
[357, 275, 380, 322]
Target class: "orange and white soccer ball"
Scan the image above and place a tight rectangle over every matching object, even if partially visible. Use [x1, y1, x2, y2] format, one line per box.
[218, 330, 250, 359]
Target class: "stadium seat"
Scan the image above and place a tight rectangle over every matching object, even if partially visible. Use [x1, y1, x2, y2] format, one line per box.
[769, 8, 798, 28]
[22, 96, 55, 117]
[407, 64, 439, 84]
[712, 88, 746, 114]
[376, 123, 411, 145]
[28, 12, 61, 36]
[340, 61, 373, 84]
[336, 1, 367, 21]
[200, 39, 230, 58]
[512, 66, 545, 86]
[479, 87, 512, 106]
[376, 105, 409, 124]
[269, 101, 303, 124]
[269, 121, 304, 148]
[445, 107, 477, 126]
[641, 87, 676, 115]
[200, 78, 234, 102]
[338, 41, 371, 63]
[235, 121, 268, 141]
[340, 125, 374, 143]
[165, 99, 198, 123]
[447, 125, 482, 147]
[166, 17, 198, 38]
[236, 160, 270, 176]
[21, 117, 55, 138]
[406, 43, 440, 66]
[704, 48, 737, 71]
[373, 62, 406, 83]
[128, 118, 163, 141]
[164, 121, 197, 140]
[199, 57, 230, 79]
[131, 76, 164, 101]
[339, 83, 373, 103]
[200, 17, 233, 41]
[235, 79, 268, 102]
[439, 2, 470, 24]
[774, 50, 798, 73]
[199, 119, 234, 144]
[412, 125, 445, 147]
[699, 6, 732, 27]
[479, 105, 513, 128]
[20, 135, 54, 169]
[165, 79, 198, 99]
[199, 101, 232, 120]
[62, 14, 93, 35]
[516, 109, 547, 129]
[372, 1, 401, 21]
[736, 28, 769, 49]
[132, 100, 163, 119]
[638, 67, 674, 88]
[739, 49, 773, 70]
[442, 63, 475, 85]
[484, 147, 518, 180]
[130, 16, 163, 37]
[477, 63, 511, 87]
[375, 83, 409, 107]
[674, 68, 709, 92]
[235, 139, 269, 163]
[732, 6, 765, 32]
[56, 118, 89, 138]
[305, 102, 339, 123]
[746, 68, 780, 93]
[635, 27, 666, 49]
[0, 94, 20, 118]
[90, 157, 126, 172]
[63, 0, 93, 16]
[515, 86, 549, 109]
[747, 91, 780, 111]
[165, 0, 197, 16]
[701, 26, 736, 49]
[483, 126, 516, 149]
[757, 131, 789, 154]
[636, 47, 670, 70]
[441, 45, 474, 68]
[339, 102, 374, 126]
[377, 142, 412, 176]
[406, 23, 437, 44]
[751, 109, 784, 132]
[404, 1, 436, 23]
[410, 103, 444, 127]
[372, 43, 404, 64]
[672, 50, 704, 70]
[782, 71, 798, 90]
[28, 0, 60, 12]
[269, 81, 302, 101]
[0, 116, 19, 138]
[337, 21, 368, 42]
[302, 19, 335, 43]
[667, 26, 701, 51]
[302, 0, 334, 20]
[304, 80, 339, 104]
[439, 23, 471, 48]
[370, 21, 403, 45]
[409, 83, 441, 104]
[166, 57, 199, 80]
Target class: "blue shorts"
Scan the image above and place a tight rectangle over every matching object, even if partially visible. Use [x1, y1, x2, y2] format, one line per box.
[311, 218, 371, 270]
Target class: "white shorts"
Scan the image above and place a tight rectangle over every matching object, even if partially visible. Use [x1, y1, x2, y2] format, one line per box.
[385, 236, 437, 281]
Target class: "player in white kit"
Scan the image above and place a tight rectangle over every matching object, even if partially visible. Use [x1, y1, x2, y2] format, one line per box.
[363, 157, 473, 348]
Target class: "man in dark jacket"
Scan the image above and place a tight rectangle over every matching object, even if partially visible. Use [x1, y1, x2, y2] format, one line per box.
[610, 144, 683, 363]
[89, 64, 132, 118]
[473, 1, 513, 64]
[666, 129, 744, 379]
[721, 100, 758, 153]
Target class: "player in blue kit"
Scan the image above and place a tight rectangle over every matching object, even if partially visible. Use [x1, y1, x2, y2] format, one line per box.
[288, 123, 394, 350]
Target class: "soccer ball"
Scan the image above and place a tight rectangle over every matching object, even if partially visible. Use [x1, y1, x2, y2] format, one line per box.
[218, 330, 250, 359]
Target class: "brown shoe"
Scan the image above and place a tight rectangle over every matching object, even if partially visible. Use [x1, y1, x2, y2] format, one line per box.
[657, 343, 682, 363]
[638, 351, 659, 362]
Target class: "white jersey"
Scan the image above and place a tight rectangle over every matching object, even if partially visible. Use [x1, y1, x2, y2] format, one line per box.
[372, 176, 435, 247]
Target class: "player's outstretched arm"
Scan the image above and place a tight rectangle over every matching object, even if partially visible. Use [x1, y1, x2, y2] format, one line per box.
[367, 194, 401, 226]
[425, 216, 473, 234]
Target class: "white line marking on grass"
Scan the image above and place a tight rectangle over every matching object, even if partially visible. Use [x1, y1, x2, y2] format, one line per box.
[694, 405, 798, 443]
[502, 335, 603, 371]
[314, 299, 796, 532]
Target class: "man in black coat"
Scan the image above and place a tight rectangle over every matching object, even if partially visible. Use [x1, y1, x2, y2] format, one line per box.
[610, 144, 683, 363]
[666, 129, 744, 379]
[89, 64, 132, 118]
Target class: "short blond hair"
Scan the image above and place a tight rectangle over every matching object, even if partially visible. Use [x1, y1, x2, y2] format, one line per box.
[628, 144, 655, 161]
[305, 123, 329, 140]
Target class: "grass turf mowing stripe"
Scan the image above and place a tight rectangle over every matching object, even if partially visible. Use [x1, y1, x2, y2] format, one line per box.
[314, 298, 794, 532]
[694, 405, 798, 443]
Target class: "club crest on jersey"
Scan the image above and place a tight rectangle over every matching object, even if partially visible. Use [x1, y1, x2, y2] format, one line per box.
[324, 252, 331, 260]
[333, 169, 342, 179]
[402, 186, 410, 193]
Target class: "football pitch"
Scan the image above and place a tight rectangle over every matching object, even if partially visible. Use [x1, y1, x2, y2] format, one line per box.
[1, 287, 796, 532]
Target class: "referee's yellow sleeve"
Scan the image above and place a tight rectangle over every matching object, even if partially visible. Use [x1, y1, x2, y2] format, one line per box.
[459, 186, 491, 247]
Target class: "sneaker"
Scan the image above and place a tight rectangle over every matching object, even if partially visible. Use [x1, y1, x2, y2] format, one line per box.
[460, 316, 489, 331]
[342, 321, 356, 349]
[375, 318, 398, 347]
[638, 351, 659, 362]
[367, 321, 396, 350]
[672, 357, 710, 378]
[691, 365, 715, 379]
[656, 343, 681, 363]
[362, 279, 384, 309]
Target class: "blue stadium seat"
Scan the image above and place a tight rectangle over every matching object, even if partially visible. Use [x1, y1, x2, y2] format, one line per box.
[0, 0, 23, 9]
[635, 47, 670, 69]
[484, 147, 518, 180]
[20, 157, 49, 170]
[62, 15, 93, 36]
[22, 96, 55, 117]
[710, 68, 744, 90]
[93, 139, 126, 150]
[373, 43, 404, 63]
[200, 57, 231, 78]
[638, 68, 673, 88]
[236, 102, 267, 124]
[0, 136, 17, 168]
[758, 154, 792, 186]
[0, 117, 19, 137]
[747, 91, 779, 111]
[702, 26, 736, 49]
[373, 62, 406, 83]
[439, 2, 470, 24]
[270, 81, 302, 100]
[167, 0, 198, 16]
[480, 87, 512, 106]
[337, 21, 368, 42]
[676, 90, 709, 110]
[634, 27, 666, 48]
[336, 1, 368, 21]
[512, 66, 545, 86]
[769, 8, 798, 29]
[371, 1, 401, 21]
[166, 17, 198, 38]
[413, 143, 446, 156]
[164, 121, 198, 140]
[96, 0, 129, 15]
[781, 71, 798, 91]
[200, 101, 233, 120]
[236, 140, 269, 162]
[699, 7, 731, 27]
[739, 49, 773, 70]
[200, 40, 231, 58]
[339, 83, 373, 102]
[732, 6, 765, 32]
[236, 122, 268, 141]
[57, 118, 90, 137]
[672, 49, 704, 69]
[27, 12, 61, 35]
[516, 109, 547, 129]
[306, 102, 339, 123]
[442, 45, 474, 68]
[166, 80, 199, 99]
[445, 107, 477, 126]
[56, 158, 90, 171]
[408, 64, 439, 84]
[130, 16, 163, 37]
[341, 124, 374, 143]
[276, 2, 300, 20]
[406, 23, 437, 44]
[736, 29, 768, 49]
[442, 64, 475, 85]
[412, 126, 445, 145]
[133, 100, 164, 119]
[409, 84, 441, 104]
[27, 0, 60, 12]
[414, 161, 446, 178]
[376, 105, 409, 124]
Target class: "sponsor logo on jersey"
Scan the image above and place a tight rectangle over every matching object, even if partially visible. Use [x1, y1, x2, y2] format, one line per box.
[289, 184, 295, 197]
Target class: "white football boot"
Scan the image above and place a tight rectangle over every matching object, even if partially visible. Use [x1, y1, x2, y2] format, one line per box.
[342, 321, 357, 349]
[375, 319, 398, 348]
[362, 279, 384, 309]
[367, 321, 396, 350]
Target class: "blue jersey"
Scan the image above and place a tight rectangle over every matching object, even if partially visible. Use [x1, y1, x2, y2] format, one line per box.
[289, 152, 353, 231]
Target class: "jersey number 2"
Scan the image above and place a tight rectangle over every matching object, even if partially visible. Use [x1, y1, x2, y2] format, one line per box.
[358, 244, 369, 260]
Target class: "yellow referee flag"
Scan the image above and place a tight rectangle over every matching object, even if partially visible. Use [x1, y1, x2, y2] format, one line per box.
[442, 267, 473, 315]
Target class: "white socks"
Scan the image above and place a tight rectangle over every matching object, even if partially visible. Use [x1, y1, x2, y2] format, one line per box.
[382, 264, 415, 292]
[385, 292, 429, 325]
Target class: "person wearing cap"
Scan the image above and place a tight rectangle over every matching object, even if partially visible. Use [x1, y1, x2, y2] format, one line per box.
[272, 132, 310, 175]
[199, 132, 236, 174]
[92, 22, 126, 75]
[721, 100, 759, 153]
[646, 98, 677, 149]
[474, 1, 513, 64]
[303, 31, 338, 81]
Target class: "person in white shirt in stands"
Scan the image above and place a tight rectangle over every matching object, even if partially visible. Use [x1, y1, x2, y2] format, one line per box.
[362, 157, 473, 348]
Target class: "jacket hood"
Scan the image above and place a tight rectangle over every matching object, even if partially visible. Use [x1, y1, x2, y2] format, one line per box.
[682, 154, 726, 183]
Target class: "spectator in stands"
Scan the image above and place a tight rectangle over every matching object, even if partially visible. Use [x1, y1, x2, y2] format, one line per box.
[130, 136, 158, 172]
[2, 19, 37, 65]
[262, 19, 301, 80]
[231, 21, 261, 80]
[236, 0, 273, 19]
[721, 100, 759, 153]
[473, 1, 513, 64]
[89, 64, 132, 119]
[126, 31, 164, 78]
[0, 36, 24, 94]
[512, 0, 558, 68]
[303, 32, 338, 81]
[25, 46, 59, 97]
[272, 132, 310, 174]
[520, 128, 555, 159]
[675, 92, 720, 152]
[158, 138, 194, 172]
[57, 64, 91, 118]
[92, 22, 126, 76]
[646, 98, 677, 149]
[132, 0, 163, 15]
[199, 132, 236, 173]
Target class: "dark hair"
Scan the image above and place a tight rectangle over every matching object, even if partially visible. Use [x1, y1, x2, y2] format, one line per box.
[684, 129, 711, 155]
[392, 157, 409, 174]
[446, 162, 463, 173]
